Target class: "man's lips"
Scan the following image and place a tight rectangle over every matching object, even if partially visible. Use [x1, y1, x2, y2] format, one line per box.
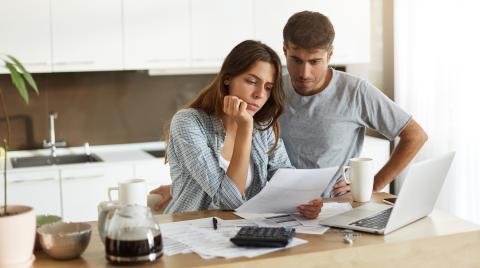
[296, 79, 314, 85]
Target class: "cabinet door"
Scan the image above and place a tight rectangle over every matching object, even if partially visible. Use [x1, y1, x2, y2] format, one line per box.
[133, 160, 171, 192]
[254, 0, 370, 65]
[0, 0, 52, 73]
[5, 170, 61, 216]
[254, 0, 319, 65]
[50, 0, 123, 72]
[123, 0, 190, 70]
[317, 0, 370, 64]
[60, 165, 134, 222]
[191, 0, 254, 68]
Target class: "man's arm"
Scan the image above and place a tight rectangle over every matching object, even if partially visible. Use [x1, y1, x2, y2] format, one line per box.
[373, 118, 428, 191]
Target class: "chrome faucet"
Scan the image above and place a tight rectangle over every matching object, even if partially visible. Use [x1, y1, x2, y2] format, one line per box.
[42, 112, 67, 157]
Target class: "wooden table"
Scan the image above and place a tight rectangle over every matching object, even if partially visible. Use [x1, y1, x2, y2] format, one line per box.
[33, 193, 480, 267]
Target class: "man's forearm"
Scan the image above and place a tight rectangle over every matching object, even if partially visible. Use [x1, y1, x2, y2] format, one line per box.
[373, 119, 428, 191]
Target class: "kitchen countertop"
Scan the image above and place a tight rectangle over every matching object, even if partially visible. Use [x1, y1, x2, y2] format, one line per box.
[3, 141, 166, 172]
[3, 135, 388, 172]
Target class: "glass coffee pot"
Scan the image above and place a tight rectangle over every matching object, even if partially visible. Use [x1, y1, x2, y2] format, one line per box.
[103, 205, 162, 264]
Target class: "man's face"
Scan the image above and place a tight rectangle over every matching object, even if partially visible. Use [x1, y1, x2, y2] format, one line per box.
[283, 42, 333, 96]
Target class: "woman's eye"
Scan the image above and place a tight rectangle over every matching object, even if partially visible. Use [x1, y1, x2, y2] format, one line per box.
[246, 79, 256, 84]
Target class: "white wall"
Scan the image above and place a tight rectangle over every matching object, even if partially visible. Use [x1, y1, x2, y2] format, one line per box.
[346, 0, 394, 100]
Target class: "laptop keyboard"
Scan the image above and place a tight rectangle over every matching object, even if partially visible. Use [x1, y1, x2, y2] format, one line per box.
[349, 208, 393, 230]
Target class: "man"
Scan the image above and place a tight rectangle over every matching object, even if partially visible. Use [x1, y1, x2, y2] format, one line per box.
[151, 11, 427, 209]
[280, 11, 427, 197]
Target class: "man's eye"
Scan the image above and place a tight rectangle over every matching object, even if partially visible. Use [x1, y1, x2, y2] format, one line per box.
[310, 60, 322, 65]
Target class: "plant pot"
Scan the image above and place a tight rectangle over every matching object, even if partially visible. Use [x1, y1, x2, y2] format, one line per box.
[0, 205, 36, 267]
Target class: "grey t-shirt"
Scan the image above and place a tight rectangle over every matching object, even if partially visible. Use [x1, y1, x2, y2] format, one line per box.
[280, 68, 411, 197]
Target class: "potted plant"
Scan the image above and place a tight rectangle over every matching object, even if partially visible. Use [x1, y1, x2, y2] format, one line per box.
[0, 55, 39, 267]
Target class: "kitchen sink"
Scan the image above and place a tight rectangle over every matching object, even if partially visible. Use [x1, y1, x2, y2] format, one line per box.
[144, 149, 165, 158]
[10, 154, 103, 168]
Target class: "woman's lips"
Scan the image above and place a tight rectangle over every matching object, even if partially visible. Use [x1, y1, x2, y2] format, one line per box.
[247, 103, 259, 111]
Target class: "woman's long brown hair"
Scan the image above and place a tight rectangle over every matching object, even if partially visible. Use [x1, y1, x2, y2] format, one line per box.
[164, 40, 284, 162]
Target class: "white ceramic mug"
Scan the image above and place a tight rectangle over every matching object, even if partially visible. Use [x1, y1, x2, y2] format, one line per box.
[108, 179, 147, 206]
[342, 158, 374, 202]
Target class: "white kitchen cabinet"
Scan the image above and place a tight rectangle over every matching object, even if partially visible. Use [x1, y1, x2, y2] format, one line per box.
[2, 0, 371, 73]
[50, 0, 123, 72]
[123, 0, 190, 70]
[60, 164, 134, 222]
[5, 169, 62, 216]
[317, 0, 370, 64]
[254, 0, 370, 65]
[253, 0, 319, 65]
[0, 0, 52, 73]
[190, 0, 254, 68]
[133, 159, 171, 192]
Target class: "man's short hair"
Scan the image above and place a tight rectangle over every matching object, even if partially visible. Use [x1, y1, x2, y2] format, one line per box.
[283, 11, 335, 50]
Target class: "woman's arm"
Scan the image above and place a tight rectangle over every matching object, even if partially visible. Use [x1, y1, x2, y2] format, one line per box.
[169, 110, 246, 209]
[223, 96, 254, 195]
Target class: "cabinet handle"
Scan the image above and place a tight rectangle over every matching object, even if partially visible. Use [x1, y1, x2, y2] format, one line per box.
[24, 62, 48, 66]
[10, 177, 56, 184]
[54, 60, 95, 66]
[62, 174, 103, 181]
[146, 59, 185, 63]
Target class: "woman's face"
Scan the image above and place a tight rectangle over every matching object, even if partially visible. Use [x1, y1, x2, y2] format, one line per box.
[224, 60, 275, 116]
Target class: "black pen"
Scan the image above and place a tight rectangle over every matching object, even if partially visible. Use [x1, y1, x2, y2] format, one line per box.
[212, 217, 218, 230]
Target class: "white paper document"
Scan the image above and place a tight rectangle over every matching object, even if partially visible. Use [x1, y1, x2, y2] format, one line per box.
[235, 202, 353, 235]
[160, 217, 308, 259]
[236, 167, 338, 213]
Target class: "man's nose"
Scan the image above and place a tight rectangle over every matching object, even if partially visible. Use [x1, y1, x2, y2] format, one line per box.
[299, 63, 310, 79]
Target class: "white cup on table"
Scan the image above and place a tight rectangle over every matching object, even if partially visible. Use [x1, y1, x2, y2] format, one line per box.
[108, 178, 147, 206]
[342, 158, 374, 202]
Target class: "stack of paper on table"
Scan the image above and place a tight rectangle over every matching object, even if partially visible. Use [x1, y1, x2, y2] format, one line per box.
[160, 217, 308, 259]
[235, 202, 353, 235]
[160, 167, 353, 259]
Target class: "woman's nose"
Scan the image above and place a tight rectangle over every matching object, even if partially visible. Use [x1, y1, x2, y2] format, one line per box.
[253, 86, 267, 99]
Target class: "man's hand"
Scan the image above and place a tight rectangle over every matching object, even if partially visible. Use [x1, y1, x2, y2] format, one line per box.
[330, 179, 351, 197]
[297, 198, 323, 219]
[150, 184, 172, 211]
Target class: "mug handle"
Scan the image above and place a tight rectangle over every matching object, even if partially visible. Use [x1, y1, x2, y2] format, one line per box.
[108, 187, 118, 201]
[342, 165, 351, 184]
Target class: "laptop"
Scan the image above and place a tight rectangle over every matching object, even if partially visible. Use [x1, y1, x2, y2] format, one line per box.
[318, 152, 455, 235]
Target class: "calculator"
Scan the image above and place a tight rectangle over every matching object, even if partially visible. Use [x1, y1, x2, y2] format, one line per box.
[230, 226, 296, 247]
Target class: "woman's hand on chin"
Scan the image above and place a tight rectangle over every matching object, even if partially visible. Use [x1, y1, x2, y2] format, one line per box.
[223, 96, 253, 128]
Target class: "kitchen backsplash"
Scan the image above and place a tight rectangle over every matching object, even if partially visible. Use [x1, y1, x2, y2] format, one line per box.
[0, 71, 214, 150]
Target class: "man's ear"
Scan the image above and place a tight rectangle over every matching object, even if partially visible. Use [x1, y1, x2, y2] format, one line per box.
[327, 47, 334, 63]
[283, 43, 288, 57]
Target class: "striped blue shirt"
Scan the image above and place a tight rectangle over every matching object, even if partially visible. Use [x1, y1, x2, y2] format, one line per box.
[164, 108, 293, 214]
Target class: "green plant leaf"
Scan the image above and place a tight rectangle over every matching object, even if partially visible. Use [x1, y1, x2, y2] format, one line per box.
[5, 62, 29, 104]
[6, 55, 39, 95]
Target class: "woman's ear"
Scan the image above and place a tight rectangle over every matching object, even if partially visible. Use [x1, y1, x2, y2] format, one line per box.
[223, 76, 231, 86]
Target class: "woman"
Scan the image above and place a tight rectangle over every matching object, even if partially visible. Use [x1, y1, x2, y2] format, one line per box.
[161, 40, 322, 218]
